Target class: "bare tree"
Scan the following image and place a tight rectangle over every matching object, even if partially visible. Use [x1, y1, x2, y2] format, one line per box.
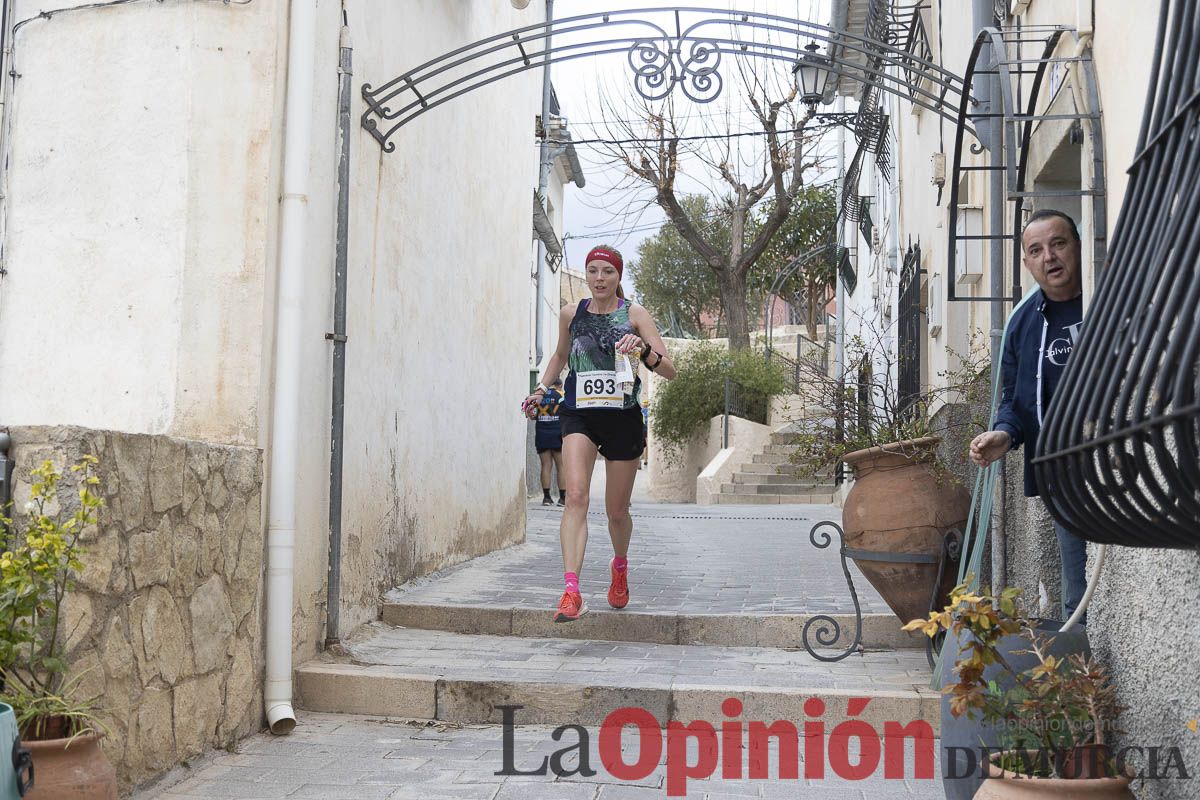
[581, 62, 827, 350]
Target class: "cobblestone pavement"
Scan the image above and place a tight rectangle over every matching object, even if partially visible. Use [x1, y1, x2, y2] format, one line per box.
[137, 712, 945, 800]
[387, 499, 890, 616]
[346, 624, 931, 692]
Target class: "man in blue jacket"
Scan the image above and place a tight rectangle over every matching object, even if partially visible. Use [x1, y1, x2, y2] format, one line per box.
[968, 209, 1087, 622]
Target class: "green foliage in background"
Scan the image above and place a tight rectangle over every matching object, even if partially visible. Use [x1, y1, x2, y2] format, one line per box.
[651, 341, 789, 459]
[629, 185, 837, 340]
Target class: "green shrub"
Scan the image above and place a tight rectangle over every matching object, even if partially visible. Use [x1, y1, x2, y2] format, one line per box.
[651, 342, 789, 459]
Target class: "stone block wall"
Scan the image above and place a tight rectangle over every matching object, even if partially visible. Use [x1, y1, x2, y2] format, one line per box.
[4, 426, 265, 791]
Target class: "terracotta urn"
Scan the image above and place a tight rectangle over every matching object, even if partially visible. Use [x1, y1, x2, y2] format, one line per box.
[23, 731, 117, 800]
[974, 751, 1136, 799]
[841, 436, 970, 623]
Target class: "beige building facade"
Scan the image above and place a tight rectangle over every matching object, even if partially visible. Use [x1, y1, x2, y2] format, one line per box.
[832, 3, 1198, 795]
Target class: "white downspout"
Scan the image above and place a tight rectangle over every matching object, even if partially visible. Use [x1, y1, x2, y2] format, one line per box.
[265, 0, 317, 736]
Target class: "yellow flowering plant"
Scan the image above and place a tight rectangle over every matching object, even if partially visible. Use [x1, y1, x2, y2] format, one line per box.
[904, 581, 1124, 778]
[0, 455, 104, 739]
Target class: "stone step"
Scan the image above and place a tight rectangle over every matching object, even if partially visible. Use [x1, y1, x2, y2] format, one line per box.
[381, 602, 921, 650]
[296, 626, 939, 731]
[730, 472, 832, 486]
[762, 444, 806, 455]
[713, 492, 837, 504]
[768, 426, 831, 444]
[739, 461, 806, 474]
[719, 483, 836, 498]
[752, 452, 803, 465]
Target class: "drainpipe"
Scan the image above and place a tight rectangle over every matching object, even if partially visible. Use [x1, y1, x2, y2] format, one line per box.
[0, 0, 16, 285]
[834, 96, 846, 383]
[0, 432, 13, 541]
[533, 0, 554, 364]
[264, 0, 317, 736]
[972, 0, 1007, 591]
[324, 16, 352, 648]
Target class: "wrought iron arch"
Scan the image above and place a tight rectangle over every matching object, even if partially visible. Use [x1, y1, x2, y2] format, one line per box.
[945, 26, 1107, 302]
[360, 7, 975, 152]
[763, 241, 839, 350]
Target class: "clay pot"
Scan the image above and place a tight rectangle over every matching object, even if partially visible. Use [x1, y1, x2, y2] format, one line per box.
[842, 436, 970, 623]
[23, 731, 117, 800]
[939, 620, 1091, 800]
[974, 751, 1136, 799]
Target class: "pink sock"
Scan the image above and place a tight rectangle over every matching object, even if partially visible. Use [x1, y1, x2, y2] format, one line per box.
[564, 571, 580, 593]
[613, 556, 628, 573]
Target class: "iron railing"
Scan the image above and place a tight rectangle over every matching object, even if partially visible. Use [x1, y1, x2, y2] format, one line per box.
[945, 25, 1108, 302]
[723, 377, 771, 448]
[897, 244, 923, 415]
[839, 145, 867, 224]
[1033, 0, 1200, 550]
[895, 4, 934, 104]
[838, 246, 858, 294]
[857, 198, 874, 248]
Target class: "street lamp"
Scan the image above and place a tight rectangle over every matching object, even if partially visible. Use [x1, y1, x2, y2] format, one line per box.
[793, 42, 832, 110]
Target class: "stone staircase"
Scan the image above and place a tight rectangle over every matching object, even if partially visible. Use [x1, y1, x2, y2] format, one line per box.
[292, 506, 938, 738]
[714, 430, 838, 504]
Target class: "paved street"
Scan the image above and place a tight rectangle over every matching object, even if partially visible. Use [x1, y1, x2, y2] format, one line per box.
[135, 478, 944, 799]
[388, 465, 890, 616]
[136, 712, 944, 800]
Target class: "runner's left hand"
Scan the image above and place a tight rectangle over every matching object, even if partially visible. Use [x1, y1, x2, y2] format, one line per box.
[615, 334, 644, 355]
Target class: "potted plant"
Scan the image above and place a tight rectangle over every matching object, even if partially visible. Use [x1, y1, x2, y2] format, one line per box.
[905, 583, 1132, 799]
[0, 455, 117, 799]
[787, 327, 990, 623]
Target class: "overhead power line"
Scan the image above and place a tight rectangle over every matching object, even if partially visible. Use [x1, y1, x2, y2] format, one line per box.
[550, 119, 845, 148]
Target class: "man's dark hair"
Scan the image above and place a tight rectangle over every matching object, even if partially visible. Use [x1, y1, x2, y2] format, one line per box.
[1023, 208, 1080, 241]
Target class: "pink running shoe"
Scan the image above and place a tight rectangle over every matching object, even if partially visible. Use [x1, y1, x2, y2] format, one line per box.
[607, 560, 630, 609]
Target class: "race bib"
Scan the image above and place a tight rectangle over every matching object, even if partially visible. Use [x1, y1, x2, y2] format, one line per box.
[575, 370, 623, 409]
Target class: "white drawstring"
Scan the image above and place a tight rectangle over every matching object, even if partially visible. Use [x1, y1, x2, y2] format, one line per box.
[1059, 544, 1107, 632]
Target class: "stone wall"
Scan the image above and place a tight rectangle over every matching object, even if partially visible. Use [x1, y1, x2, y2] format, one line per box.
[4, 426, 264, 791]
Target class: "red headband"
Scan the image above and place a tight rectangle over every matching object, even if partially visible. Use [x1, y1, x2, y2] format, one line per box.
[586, 247, 623, 279]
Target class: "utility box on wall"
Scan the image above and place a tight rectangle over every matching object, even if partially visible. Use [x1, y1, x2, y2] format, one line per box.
[955, 205, 985, 285]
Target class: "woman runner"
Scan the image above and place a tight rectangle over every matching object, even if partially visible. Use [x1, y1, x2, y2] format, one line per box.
[522, 245, 676, 621]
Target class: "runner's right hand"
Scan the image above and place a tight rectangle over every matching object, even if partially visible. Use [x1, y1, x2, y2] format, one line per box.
[522, 394, 542, 420]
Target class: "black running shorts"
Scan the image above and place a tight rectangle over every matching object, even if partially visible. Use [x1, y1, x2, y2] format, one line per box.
[559, 406, 646, 461]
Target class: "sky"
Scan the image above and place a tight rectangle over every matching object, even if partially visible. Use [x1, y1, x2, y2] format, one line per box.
[542, 0, 835, 294]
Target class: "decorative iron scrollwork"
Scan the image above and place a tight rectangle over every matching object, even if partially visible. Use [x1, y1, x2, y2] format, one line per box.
[800, 521, 864, 662]
[627, 34, 723, 104]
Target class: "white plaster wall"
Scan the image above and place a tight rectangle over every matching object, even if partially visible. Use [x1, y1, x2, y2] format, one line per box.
[695, 416, 773, 505]
[287, 0, 542, 659]
[0, 0, 279, 444]
[0, 0, 542, 667]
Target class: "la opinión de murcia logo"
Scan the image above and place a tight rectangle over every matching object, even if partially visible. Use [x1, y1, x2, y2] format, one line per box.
[495, 698, 936, 796]
[494, 700, 1194, 796]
